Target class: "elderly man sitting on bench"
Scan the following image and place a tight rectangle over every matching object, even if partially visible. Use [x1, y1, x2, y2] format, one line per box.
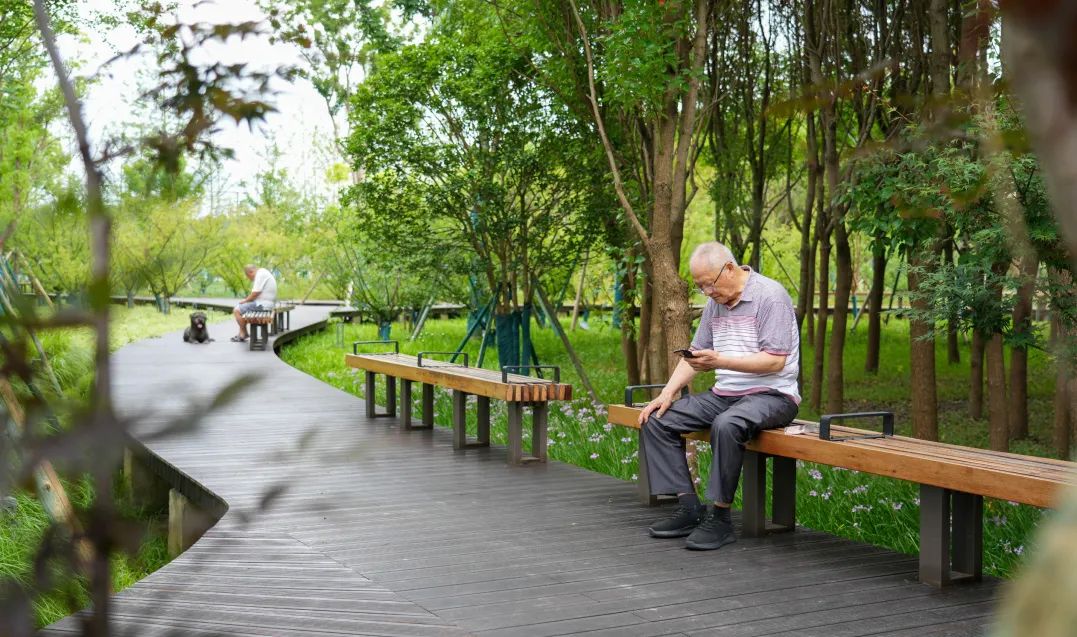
[231, 264, 277, 343]
[638, 241, 800, 550]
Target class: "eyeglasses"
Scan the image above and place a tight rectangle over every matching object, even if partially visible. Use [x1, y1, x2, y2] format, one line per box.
[696, 262, 730, 294]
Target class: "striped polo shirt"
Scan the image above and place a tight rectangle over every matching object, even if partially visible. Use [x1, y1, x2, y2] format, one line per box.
[690, 267, 801, 404]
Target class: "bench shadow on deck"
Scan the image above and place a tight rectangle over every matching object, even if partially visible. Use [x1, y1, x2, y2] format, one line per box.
[44, 303, 1000, 636]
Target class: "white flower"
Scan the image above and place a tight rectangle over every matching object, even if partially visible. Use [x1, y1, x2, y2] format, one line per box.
[589, 452, 600, 459]
[808, 469, 823, 480]
[891, 502, 903, 511]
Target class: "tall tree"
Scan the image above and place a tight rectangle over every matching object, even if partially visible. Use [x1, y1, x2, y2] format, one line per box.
[346, 9, 606, 366]
[501, 0, 713, 382]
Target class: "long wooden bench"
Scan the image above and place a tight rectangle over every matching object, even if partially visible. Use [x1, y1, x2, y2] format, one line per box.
[271, 303, 294, 335]
[345, 341, 572, 464]
[608, 385, 1076, 587]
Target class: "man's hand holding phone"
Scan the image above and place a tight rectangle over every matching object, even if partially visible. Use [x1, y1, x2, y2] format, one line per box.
[679, 348, 721, 372]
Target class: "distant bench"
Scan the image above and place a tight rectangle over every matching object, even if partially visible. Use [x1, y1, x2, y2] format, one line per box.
[272, 303, 294, 334]
[240, 309, 274, 351]
[345, 341, 572, 464]
[240, 304, 294, 350]
[608, 384, 1077, 587]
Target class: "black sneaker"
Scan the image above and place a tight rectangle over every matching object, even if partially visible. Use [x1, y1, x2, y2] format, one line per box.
[648, 503, 703, 538]
[685, 507, 737, 550]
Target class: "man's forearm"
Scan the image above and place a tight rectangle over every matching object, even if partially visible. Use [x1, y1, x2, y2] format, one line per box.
[662, 359, 699, 397]
[243, 290, 261, 303]
[718, 352, 787, 374]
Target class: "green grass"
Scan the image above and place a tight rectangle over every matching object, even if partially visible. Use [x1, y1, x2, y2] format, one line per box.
[282, 313, 1054, 579]
[1, 305, 227, 628]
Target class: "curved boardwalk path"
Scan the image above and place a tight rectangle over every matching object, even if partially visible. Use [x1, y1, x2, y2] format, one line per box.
[47, 304, 999, 636]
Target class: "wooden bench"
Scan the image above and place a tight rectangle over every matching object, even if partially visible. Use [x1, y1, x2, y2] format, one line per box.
[271, 303, 294, 335]
[345, 341, 572, 464]
[608, 384, 1076, 587]
[240, 310, 274, 351]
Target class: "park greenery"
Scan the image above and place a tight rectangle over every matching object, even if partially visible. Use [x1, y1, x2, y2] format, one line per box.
[3, 0, 1077, 633]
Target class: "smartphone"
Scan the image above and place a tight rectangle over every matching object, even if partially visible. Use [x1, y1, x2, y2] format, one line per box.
[673, 348, 696, 358]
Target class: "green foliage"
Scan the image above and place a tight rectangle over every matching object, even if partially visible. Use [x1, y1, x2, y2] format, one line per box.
[345, 4, 611, 308]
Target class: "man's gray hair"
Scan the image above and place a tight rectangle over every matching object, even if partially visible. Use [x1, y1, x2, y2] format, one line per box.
[244, 263, 258, 272]
[689, 242, 737, 271]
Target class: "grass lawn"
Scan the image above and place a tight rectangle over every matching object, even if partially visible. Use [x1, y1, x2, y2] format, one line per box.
[282, 312, 1056, 579]
[1, 305, 229, 627]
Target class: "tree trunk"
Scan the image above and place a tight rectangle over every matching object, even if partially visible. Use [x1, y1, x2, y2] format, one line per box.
[1053, 315, 1071, 459]
[648, 247, 691, 383]
[986, 331, 1009, 451]
[638, 259, 653, 384]
[571, 251, 589, 330]
[944, 239, 961, 364]
[1008, 253, 1038, 440]
[827, 221, 852, 413]
[865, 239, 886, 373]
[970, 329, 985, 419]
[797, 112, 819, 332]
[806, 223, 818, 339]
[811, 231, 830, 412]
[620, 255, 641, 386]
[908, 245, 938, 440]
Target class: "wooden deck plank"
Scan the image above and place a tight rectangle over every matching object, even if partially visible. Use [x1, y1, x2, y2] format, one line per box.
[42, 301, 1000, 636]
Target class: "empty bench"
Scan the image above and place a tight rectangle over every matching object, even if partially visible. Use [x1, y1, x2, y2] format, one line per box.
[345, 341, 572, 464]
[272, 303, 294, 335]
[608, 384, 1077, 587]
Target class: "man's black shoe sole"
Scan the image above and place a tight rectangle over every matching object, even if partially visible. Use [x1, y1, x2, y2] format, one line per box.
[648, 525, 697, 539]
[684, 534, 737, 550]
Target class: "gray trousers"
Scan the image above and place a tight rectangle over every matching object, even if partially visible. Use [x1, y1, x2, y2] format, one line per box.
[642, 389, 798, 504]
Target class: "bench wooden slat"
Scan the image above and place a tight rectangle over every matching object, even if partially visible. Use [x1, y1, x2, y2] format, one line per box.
[345, 353, 572, 402]
[607, 404, 1072, 509]
[850, 436, 1073, 479]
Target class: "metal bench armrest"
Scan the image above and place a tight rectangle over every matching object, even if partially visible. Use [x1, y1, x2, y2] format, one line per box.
[352, 340, 399, 355]
[819, 411, 894, 441]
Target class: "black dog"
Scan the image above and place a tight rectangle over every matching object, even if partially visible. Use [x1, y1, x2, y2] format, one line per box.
[183, 311, 213, 344]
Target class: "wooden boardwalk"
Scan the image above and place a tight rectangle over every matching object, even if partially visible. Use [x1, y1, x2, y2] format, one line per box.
[45, 304, 1000, 636]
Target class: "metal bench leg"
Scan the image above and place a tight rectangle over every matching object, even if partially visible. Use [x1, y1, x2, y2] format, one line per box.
[400, 380, 413, 429]
[251, 323, 268, 351]
[364, 371, 377, 419]
[476, 396, 490, 446]
[771, 456, 797, 532]
[422, 383, 434, 427]
[531, 402, 548, 462]
[741, 451, 767, 537]
[507, 402, 524, 464]
[636, 428, 661, 506]
[385, 376, 396, 418]
[452, 390, 468, 450]
[920, 484, 951, 586]
[952, 491, 983, 582]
